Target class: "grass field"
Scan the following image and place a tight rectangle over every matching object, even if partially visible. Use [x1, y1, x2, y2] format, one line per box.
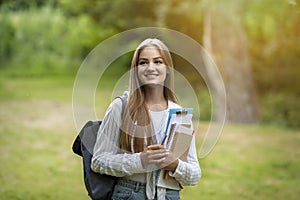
[0, 75, 299, 200]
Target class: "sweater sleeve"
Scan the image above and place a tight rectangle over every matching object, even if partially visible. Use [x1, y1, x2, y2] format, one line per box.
[91, 98, 145, 176]
[168, 136, 201, 185]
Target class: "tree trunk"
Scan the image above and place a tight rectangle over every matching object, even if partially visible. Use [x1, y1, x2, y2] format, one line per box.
[203, 2, 259, 123]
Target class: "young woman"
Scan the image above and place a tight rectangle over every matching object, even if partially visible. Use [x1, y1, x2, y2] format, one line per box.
[91, 38, 201, 200]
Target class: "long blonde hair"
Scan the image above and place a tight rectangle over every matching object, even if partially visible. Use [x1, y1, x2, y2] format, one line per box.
[119, 38, 177, 153]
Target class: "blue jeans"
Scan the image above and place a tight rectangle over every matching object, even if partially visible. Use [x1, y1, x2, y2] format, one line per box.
[112, 178, 180, 200]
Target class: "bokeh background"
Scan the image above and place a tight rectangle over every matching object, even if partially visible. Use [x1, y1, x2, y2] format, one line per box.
[0, 0, 299, 199]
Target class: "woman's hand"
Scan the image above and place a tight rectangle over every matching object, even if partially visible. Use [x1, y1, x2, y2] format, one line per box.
[140, 144, 179, 172]
[140, 144, 167, 167]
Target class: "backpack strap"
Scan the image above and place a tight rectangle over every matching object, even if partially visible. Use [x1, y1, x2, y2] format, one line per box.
[72, 92, 128, 157]
[116, 91, 128, 117]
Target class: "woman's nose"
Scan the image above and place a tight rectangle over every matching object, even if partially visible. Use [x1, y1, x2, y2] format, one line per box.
[146, 62, 155, 70]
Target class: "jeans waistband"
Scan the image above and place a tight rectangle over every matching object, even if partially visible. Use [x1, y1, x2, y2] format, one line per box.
[117, 178, 146, 192]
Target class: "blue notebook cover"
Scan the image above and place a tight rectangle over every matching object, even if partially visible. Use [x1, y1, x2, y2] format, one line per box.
[163, 108, 193, 138]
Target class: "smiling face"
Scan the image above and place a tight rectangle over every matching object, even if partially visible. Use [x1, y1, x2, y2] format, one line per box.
[137, 46, 168, 87]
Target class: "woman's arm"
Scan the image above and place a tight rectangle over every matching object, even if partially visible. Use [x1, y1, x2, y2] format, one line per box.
[91, 98, 145, 177]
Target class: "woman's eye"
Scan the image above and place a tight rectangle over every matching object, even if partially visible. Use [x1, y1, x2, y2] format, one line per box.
[155, 60, 163, 64]
[138, 61, 147, 65]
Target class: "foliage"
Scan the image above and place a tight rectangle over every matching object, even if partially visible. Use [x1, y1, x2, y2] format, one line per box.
[241, 0, 300, 128]
[0, 0, 54, 11]
[243, 0, 300, 95]
[0, 5, 115, 75]
[58, 0, 160, 30]
[0, 15, 14, 62]
[261, 93, 300, 128]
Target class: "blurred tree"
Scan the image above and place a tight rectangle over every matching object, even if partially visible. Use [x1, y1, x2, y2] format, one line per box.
[158, 0, 206, 89]
[202, 0, 259, 123]
[159, 0, 203, 42]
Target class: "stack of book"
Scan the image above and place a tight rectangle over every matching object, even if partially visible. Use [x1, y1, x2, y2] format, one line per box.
[158, 108, 194, 190]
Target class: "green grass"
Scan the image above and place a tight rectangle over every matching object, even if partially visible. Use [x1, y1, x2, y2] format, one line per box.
[0, 75, 299, 199]
[186, 124, 300, 199]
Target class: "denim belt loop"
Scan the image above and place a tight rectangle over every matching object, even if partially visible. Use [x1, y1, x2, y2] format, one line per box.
[134, 182, 140, 192]
[117, 178, 146, 192]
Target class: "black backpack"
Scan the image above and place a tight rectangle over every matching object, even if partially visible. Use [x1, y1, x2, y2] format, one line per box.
[72, 94, 127, 200]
